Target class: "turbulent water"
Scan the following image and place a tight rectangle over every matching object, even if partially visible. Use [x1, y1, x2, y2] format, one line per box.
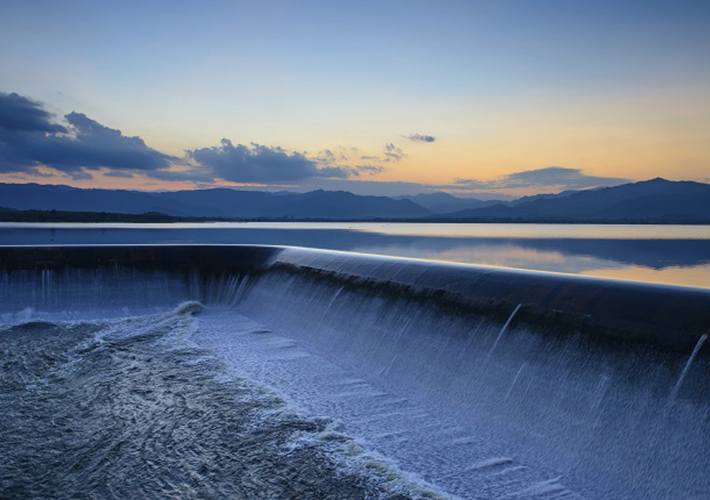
[2, 248, 709, 499]
[0, 305, 445, 500]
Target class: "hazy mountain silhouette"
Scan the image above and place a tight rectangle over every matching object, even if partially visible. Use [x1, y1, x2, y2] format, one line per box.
[0, 183, 199, 215]
[0, 183, 430, 219]
[507, 189, 582, 206]
[440, 178, 710, 222]
[153, 188, 296, 218]
[1, 178, 709, 222]
[396, 192, 501, 213]
[262, 190, 430, 218]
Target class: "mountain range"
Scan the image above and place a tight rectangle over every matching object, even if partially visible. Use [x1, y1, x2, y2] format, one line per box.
[1, 178, 709, 223]
[438, 178, 710, 223]
[0, 184, 429, 220]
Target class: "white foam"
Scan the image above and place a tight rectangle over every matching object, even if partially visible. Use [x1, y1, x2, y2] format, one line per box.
[194, 308, 584, 500]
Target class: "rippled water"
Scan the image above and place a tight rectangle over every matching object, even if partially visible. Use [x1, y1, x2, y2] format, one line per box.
[0, 305, 445, 500]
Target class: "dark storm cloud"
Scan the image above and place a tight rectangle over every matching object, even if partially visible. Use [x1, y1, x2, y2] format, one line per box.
[406, 134, 436, 143]
[188, 139, 350, 183]
[453, 167, 628, 191]
[0, 92, 174, 176]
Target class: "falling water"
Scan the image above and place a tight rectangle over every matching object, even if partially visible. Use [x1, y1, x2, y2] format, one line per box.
[505, 362, 526, 401]
[484, 303, 522, 363]
[3, 246, 710, 500]
[667, 333, 708, 408]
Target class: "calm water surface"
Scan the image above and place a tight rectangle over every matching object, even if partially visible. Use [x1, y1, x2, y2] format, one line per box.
[2, 222, 710, 288]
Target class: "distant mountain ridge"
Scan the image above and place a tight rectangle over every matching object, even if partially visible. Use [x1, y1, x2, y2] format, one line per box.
[395, 192, 501, 213]
[1, 178, 709, 222]
[437, 178, 710, 223]
[0, 183, 431, 220]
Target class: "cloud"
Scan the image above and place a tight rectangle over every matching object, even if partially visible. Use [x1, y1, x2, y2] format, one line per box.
[0, 92, 67, 133]
[314, 149, 337, 165]
[406, 134, 436, 143]
[103, 170, 135, 178]
[0, 92, 420, 188]
[356, 165, 386, 175]
[188, 139, 350, 183]
[315, 166, 351, 179]
[0, 92, 174, 176]
[0, 92, 392, 185]
[384, 143, 405, 162]
[452, 167, 629, 191]
[66, 170, 94, 180]
[307, 147, 391, 179]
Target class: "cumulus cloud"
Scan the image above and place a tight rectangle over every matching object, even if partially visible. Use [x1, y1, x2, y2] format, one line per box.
[452, 167, 628, 191]
[406, 134, 436, 143]
[0, 91, 400, 186]
[0, 91, 173, 177]
[187, 139, 350, 183]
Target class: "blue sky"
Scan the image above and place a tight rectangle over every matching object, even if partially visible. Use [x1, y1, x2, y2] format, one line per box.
[1, 0, 709, 195]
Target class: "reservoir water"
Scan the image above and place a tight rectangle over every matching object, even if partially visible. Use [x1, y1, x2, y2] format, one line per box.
[2, 222, 710, 288]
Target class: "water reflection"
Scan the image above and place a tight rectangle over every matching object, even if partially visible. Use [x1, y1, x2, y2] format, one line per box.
[347, 238, 710, 287]
[2, 223, 710, 288]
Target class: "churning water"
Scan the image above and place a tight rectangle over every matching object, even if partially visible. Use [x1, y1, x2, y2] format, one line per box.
[0, 305, 446, 500]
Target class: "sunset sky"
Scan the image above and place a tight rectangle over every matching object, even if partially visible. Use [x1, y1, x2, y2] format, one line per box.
[1, 0, 709, 196]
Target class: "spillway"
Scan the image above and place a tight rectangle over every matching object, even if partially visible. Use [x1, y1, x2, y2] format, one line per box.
[1, 245, 709, 499]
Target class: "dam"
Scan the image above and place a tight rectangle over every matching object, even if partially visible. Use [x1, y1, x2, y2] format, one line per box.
[1, 245, 709, 499]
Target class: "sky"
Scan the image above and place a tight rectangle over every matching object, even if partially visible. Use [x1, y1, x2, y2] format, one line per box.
[1, 0, 709, 197]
